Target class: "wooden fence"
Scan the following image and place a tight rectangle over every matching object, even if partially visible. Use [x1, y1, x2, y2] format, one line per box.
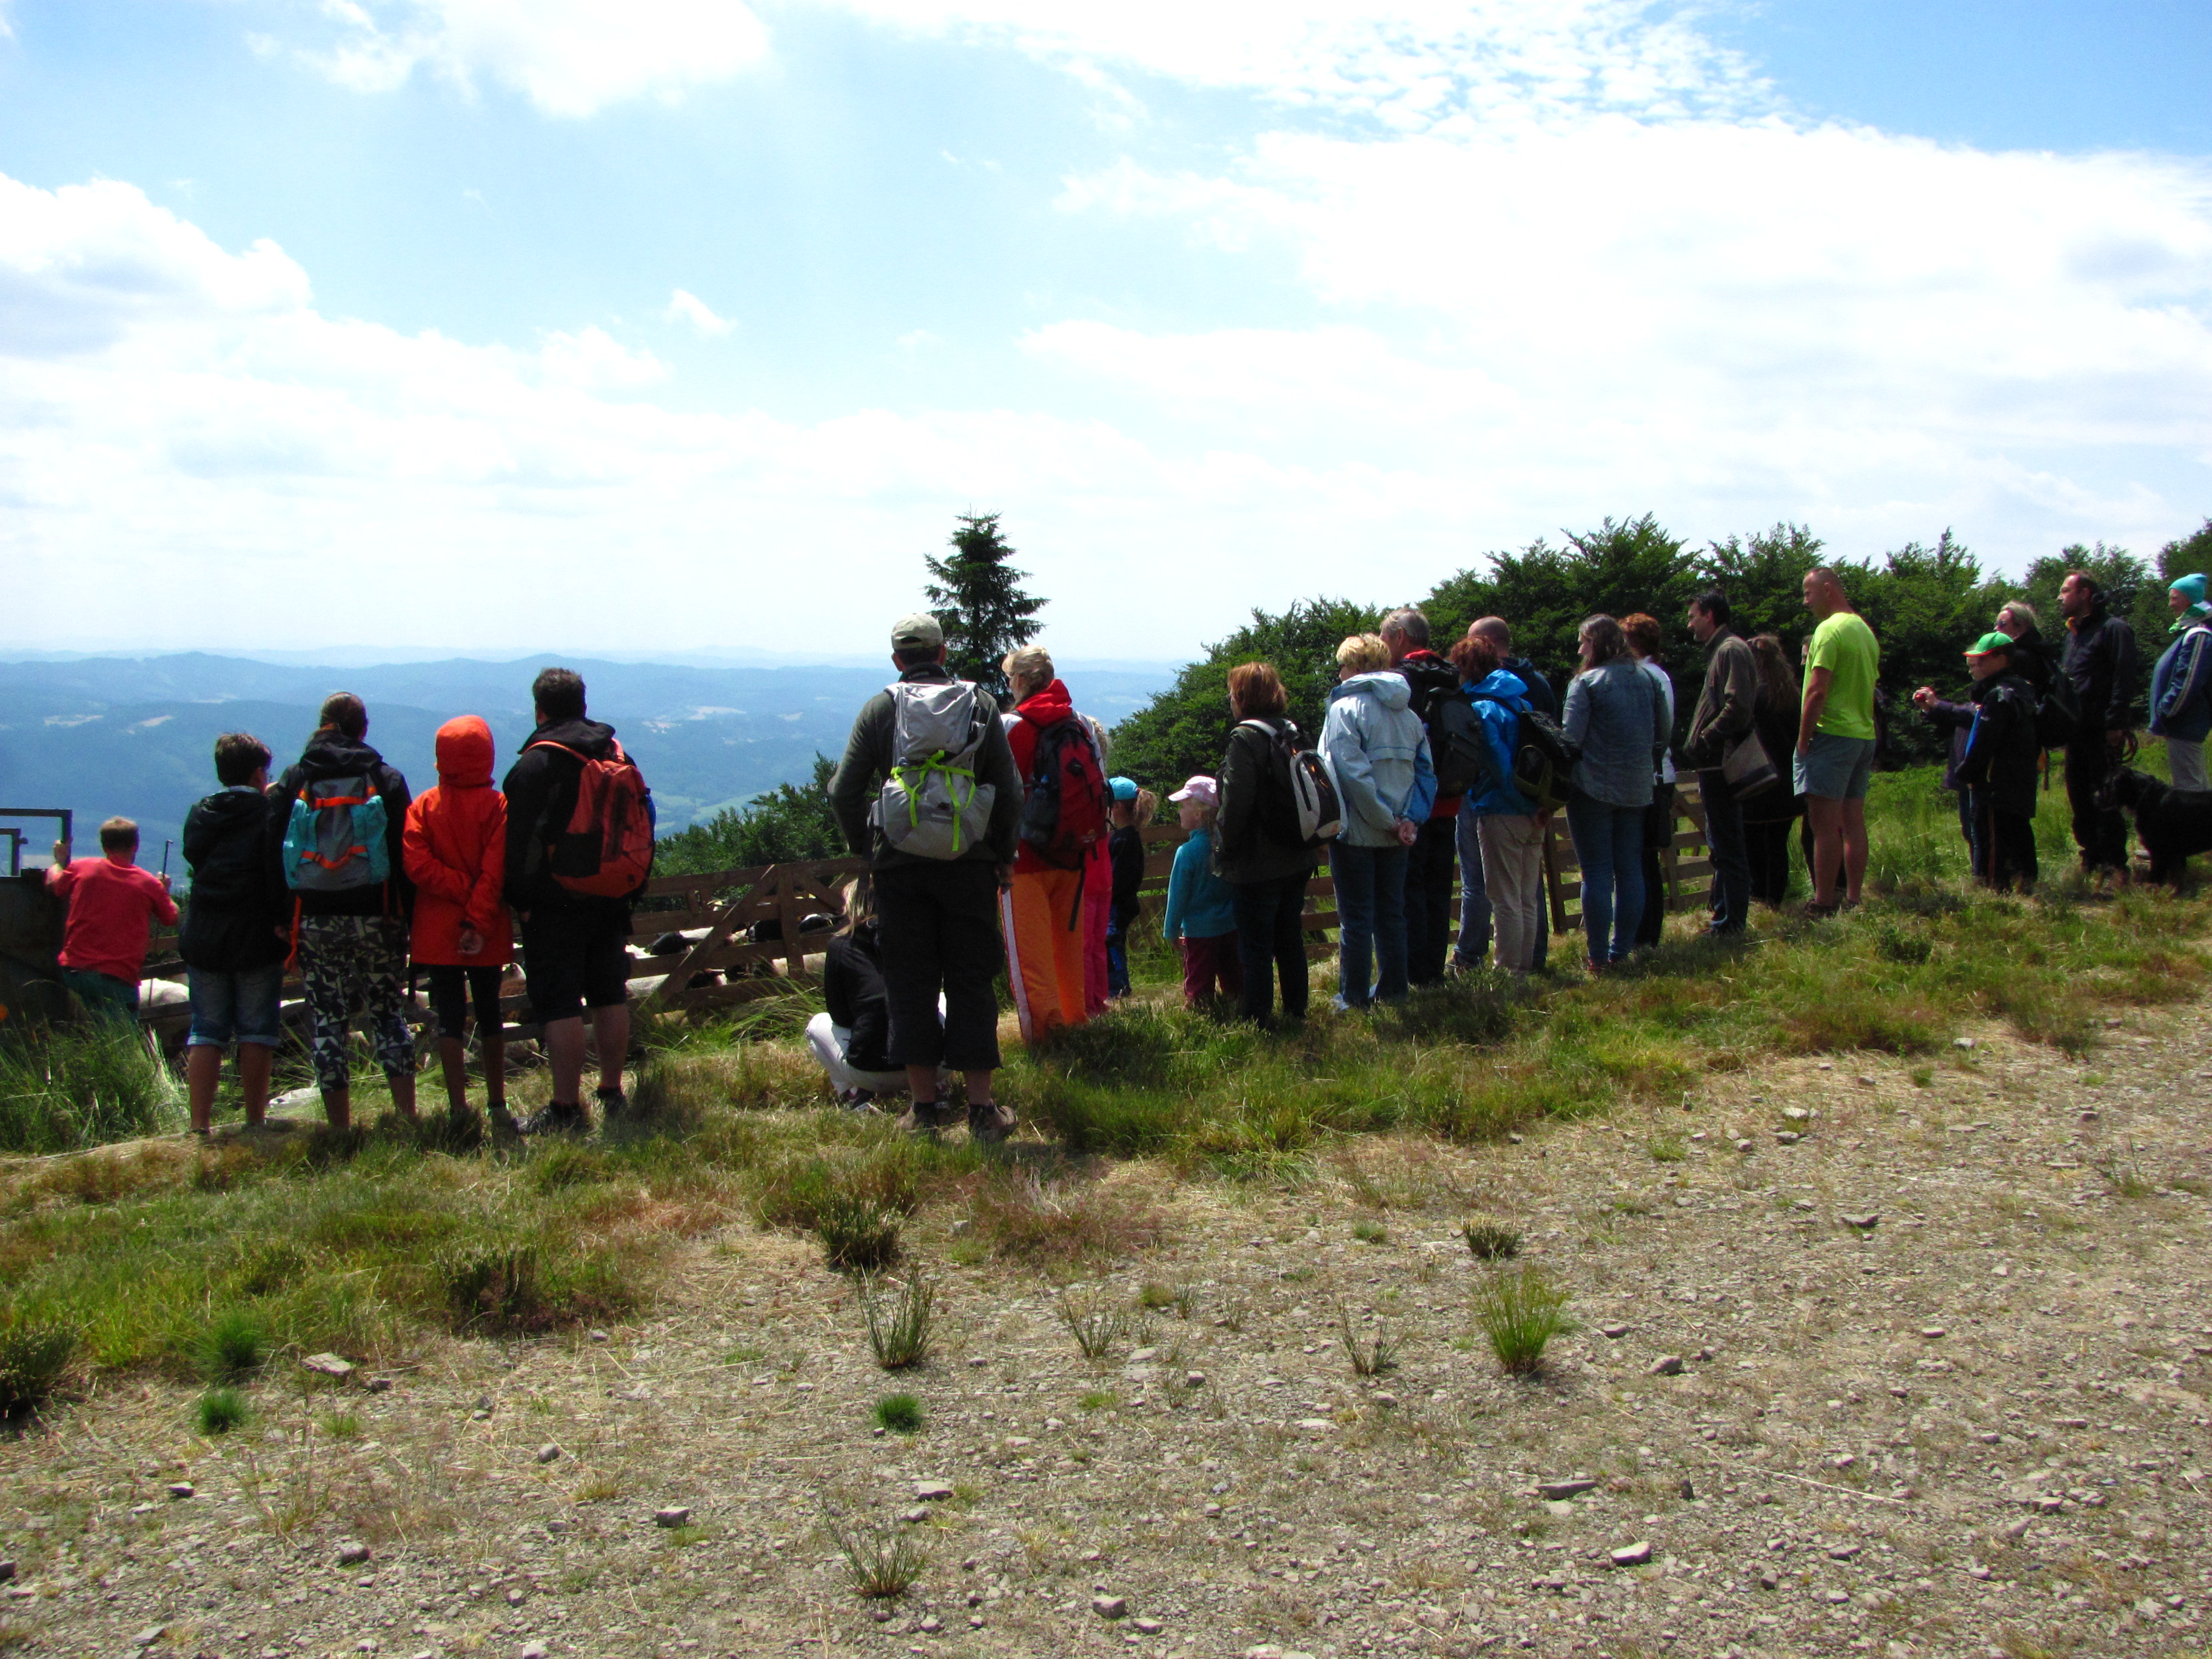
[134, 782, 1716, 1036]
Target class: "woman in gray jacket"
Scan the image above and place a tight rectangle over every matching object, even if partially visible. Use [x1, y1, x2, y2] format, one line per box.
[1560, 614, 1669, 971]
[1319, 633, 1435, 1008]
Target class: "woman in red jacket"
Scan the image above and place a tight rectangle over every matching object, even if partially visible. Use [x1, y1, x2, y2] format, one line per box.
[404, 716, 515, 1134]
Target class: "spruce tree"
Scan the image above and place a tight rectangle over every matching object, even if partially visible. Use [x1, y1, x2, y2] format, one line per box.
[924, 512, 1047, 705]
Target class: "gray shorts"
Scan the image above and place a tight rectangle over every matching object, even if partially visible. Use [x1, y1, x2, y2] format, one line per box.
[1794, 732, 1875, 801]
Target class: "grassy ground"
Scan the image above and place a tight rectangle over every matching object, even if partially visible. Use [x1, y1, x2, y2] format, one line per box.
[1, 765, 2205, 1404]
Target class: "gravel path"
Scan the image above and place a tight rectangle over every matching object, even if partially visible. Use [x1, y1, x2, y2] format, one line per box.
[5, 1002, 2209, 1659]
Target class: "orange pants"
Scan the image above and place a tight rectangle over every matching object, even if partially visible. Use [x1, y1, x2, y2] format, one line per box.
[1002, 867, 1088, 1044]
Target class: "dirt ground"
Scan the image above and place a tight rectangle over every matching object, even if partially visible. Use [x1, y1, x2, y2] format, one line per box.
[5, 997, 2211, 1659]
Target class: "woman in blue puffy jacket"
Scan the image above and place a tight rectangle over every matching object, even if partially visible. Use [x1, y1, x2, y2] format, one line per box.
[1449, 631, 1544, 974]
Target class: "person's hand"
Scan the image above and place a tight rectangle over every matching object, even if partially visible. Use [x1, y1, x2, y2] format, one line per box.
[2108, 728, 2129, 754]
[158, 874, 172, 893]
[1796, 737, 1811, 759]
[458, 927, 484, 956]
[994, 862, 1015, 890]
[1911, 686, 1936, 709]
[50, 840, 67, 868]
[1395, 818, 1419, 846]
[514, 908, 531, 926]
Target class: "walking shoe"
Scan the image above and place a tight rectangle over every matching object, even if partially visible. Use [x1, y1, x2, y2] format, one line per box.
[837, 1088, 878, 1111]
[594, 1085, 629, 1122]
[518, 1100, 588, 1137]
[967, 1100, 1017, 1145]
[897, 1100, 950, 1137]
[487, 1108, 522, 1147]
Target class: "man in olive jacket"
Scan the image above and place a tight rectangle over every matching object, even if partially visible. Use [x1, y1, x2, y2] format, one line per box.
[828, 614, 1024, 1138]
[1684, 591, 1759, 936]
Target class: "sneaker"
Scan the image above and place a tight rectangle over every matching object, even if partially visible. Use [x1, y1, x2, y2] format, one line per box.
[518, 1101, 588, 1137]
[837, 1088, 878, 1111]
[967, 1100, 1017, 1144]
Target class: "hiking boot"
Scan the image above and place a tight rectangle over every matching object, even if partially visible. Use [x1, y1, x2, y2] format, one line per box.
[967, 1100, 1017, 1145]
[897, 1100, 951, 1138]
[518, 1101, 588, 1138]
[594, 1085, 630, 1122]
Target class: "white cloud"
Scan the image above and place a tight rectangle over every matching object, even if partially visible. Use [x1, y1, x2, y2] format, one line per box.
[664, 288, 734, 336]
[301, 0, 771, 116]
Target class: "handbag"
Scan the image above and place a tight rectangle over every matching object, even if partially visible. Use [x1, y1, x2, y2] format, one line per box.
[1719, 728, 1780, 799]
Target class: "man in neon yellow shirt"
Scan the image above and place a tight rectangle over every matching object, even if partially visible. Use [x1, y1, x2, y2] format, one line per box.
[1795, 567, 1880, 911]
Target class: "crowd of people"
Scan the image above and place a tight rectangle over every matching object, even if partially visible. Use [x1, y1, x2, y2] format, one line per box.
[35, 564, 2212, 1141]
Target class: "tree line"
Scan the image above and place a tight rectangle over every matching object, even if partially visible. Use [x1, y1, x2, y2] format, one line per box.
[657, 510, 2212, 877]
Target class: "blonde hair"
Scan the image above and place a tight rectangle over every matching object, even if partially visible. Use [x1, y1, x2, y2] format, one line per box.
[1133, 789, 1158, 828]
[1002, 646, 1054, 695]
[1336, 633, 1391, 674]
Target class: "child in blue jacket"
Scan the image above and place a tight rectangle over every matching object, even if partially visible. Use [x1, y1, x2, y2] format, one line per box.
[1161, 776, 1243, 1009]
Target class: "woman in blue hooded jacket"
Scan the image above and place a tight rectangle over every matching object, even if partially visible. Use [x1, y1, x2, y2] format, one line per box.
[1560, 614, 1668, 971]
[2152, 573, 2212, 792]
[1319, 633, 1435, 1008]
[1449, 632, 1546, 974]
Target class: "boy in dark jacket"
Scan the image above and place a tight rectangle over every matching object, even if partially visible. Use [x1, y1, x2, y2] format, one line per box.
[503, 667, 649, 1135]
[1957, 632, 2042, 893]
[181, 733, 287, 1133]
[268, 693, 415, 1130]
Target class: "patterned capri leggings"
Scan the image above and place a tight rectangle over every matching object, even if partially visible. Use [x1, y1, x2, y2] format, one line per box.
[297, 914, 415, 1091]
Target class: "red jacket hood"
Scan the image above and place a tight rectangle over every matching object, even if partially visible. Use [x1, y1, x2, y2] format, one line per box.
[1014, 680, 1077, 728]
[435, 716, 497, 787]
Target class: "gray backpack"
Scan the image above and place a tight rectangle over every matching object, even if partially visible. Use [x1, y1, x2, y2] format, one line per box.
[873, 680, 996, 859]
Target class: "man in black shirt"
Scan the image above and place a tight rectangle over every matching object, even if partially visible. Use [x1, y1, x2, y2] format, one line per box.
[2056, 571, 2139, 879]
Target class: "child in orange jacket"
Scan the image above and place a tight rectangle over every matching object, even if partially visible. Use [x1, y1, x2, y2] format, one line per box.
[403, 716, 514, 1133]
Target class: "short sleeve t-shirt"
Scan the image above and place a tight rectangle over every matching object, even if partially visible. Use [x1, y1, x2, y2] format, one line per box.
[1808, 612, 1880, 741]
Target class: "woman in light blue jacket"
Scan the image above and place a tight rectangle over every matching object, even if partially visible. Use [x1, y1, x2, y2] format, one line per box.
[1319, 633, 1435, 1008]
[1560, 614, 1668, 971]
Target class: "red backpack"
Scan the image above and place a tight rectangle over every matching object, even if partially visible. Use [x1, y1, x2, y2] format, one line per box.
[1017, 718, 1111, 871]
[531, 739, 655, 897]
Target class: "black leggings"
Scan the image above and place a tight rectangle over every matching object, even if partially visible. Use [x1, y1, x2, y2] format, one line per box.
[426, 964, 504, 1041]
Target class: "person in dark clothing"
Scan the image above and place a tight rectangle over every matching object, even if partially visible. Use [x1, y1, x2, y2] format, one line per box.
[1911, 684, 1980, 871]
[1215, 660, 1321, 1027]
[1456, 617, 1557, 971]
[181, 732, 288, 1134]
[502, 667, 649, 1134]
[1954, 632, 2043, 891]
[1741, 634, 1805, 905]
[2057, 571, 2139, 878]
[269, 692, 415, 1130]
[828, 614, 1025, 1140]
[805, 888, 938, 1106]
[1382, 608, 1464, 986]
[1105, 779, 1148, 998]
[1995, 602, 2056, 699]
[1683, 592, 1758, 936]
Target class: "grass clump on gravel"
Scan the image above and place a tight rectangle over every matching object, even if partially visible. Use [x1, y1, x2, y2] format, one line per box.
[873, 1392, 923, 1434]
[1461, 1218, 1522, 1261]
[0, 1312, 76, 1413]
[1473, 1266, 1574, 1376]
[1337, 1303, 1399, 1376]
[195, 1385, 249, 1435]
[825, 1515, 927, 1598]
[1057, 1287, 1127, 1362]
[194, 1307, 268, 1381]
[862, 1275, 933, 1370]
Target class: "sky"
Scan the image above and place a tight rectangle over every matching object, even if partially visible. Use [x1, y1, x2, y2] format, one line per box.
[1, 0, 2208, 663]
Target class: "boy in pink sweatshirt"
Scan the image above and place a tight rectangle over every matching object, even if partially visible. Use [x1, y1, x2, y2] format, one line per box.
[46, 816, 178, 1022]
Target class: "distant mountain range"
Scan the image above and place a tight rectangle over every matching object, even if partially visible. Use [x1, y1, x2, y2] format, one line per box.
[0, 653, 1178, 879]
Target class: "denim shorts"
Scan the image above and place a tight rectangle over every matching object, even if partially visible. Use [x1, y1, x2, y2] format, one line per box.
[186, 963, 286, 1048]
[1794, 732, 1875, 801]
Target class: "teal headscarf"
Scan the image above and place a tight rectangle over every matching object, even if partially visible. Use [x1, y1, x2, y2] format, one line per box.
[2171, 572, 2211, 634]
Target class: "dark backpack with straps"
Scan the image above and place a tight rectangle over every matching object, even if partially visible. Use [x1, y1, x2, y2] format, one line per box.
[1429, 690, 1500, 799]
[1017, 719, 1111, 870]
[1467, 691, 1575, 813]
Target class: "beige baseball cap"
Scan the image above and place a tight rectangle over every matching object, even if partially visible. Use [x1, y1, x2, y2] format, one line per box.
[891, 612, 945, 651]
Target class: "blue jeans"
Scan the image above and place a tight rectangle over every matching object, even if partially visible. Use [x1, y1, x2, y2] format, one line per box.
[1566, 794, 1645, 965]
[1697, 771, 1751, 934]
[1453, 803, 1490, 966]
[1332, 842, 1409, 1007]
[187, 962, 285, 1048]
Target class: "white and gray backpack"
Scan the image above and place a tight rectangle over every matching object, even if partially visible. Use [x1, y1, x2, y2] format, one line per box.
[874, 680, 997, 859]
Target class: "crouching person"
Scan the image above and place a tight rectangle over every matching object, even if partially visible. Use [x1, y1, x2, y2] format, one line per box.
[806, 883, 945, 1107]
[180, 736, 286, 1133]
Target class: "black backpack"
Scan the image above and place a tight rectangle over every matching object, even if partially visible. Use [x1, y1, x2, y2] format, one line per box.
[1430, 690, 1502, 799]
[2034, 670, 2080, 748]
[1469, 691, 1576, 812]
[1239, 719, 1342, 849]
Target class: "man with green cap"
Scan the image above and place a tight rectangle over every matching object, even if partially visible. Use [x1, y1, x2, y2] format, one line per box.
[1956, 631, 2042, 892]
[2151, 573, 2212, 792]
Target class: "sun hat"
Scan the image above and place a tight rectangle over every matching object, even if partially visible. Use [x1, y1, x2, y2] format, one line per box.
[1167, 774, 1218, 806]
